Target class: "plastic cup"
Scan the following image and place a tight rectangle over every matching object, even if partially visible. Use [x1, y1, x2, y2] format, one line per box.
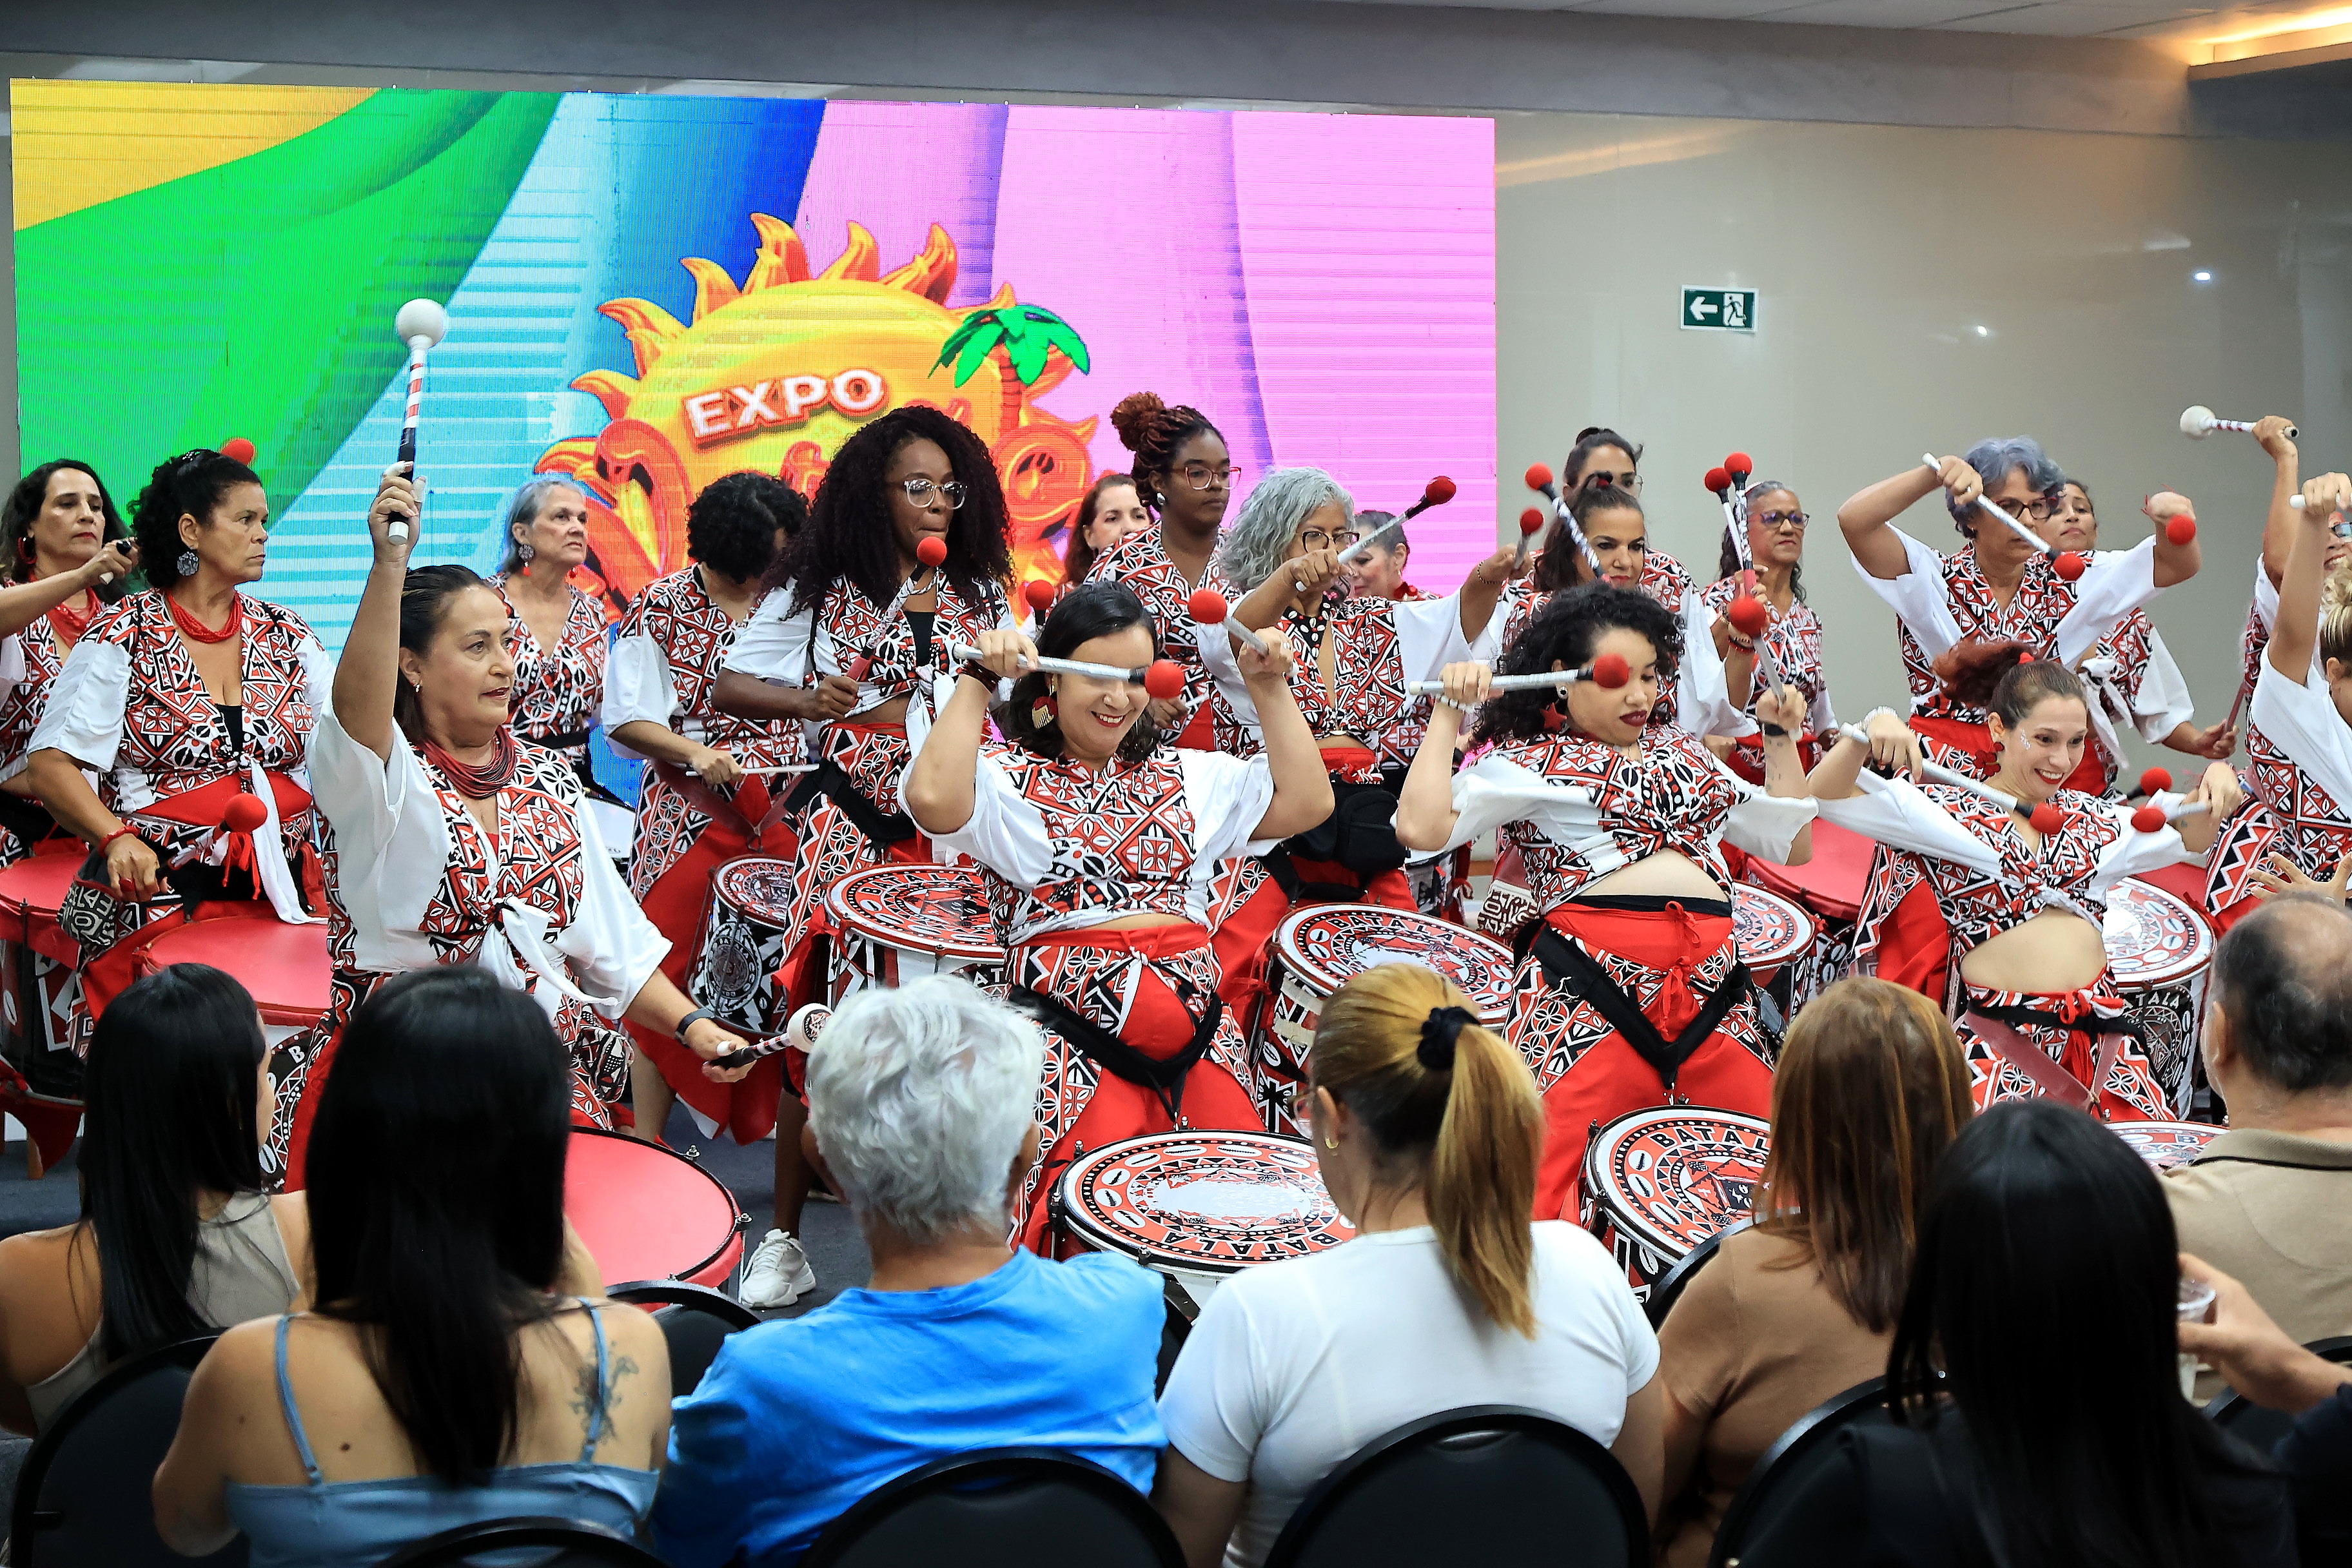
[2177, 1275, 2217, 1398]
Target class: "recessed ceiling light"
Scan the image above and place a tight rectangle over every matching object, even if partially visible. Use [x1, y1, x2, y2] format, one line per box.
[1973, 325, 1991, 338]
[2193, 270, 2215, 282]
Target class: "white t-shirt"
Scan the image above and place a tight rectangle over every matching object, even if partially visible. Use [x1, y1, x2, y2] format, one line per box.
[1157, 1222, 1658, 1568]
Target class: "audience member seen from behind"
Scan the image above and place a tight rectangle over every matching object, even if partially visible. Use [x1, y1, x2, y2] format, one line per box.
[1063, 473, 1154, 585]
[1738, 1100, 2291, 1568]
[153, 968, 665, 1566]
[654, 977, 1164, 1568]
[0, 963, 306, 1435]
[2166, 892, 2352, 1384]
[1654, 978, 1973, 1568]
[1153, 963, 1662, 1568]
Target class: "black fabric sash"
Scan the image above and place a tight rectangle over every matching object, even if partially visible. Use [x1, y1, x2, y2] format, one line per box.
[1010, 981, 1223, 1126]
[1524, 923, 1751, 1093]
[781, 756, 916, 844]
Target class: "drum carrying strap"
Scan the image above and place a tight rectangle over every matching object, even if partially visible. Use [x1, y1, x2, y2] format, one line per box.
[1009, 981, 1223, 1127]
[1522, 924, 1752, 1095]
[781, 758, 916, 845]
[1255, 848, 1362, 906]
[652, 762, 791, 841]
[1964, 1002, 2141, 1112]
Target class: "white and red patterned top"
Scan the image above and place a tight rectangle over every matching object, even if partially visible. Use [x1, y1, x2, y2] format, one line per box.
[1854, 529, 2161, 727]
[1497, 549, 1696, 651]
[1696, 576, 1835, 736]
[2207, 660, 2352, 910]
[921, 744, 1278, 944]
[1084, 526, 1237, 720]
[1198, 592, 1472, 774]
[603, 567, 803, 895]
[1492, 552, 1747, 739]
[1438, 725, 1814, 915]
[2077, 609, 2193, 793]
[309, 711, 665, 1021]
[1819, 773, 2193, 959]
[1376, 583, 1443, 767]
[0, 614, 74, 786]
[493, 576, 608, 761]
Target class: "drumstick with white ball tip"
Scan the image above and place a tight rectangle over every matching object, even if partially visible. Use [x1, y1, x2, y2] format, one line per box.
[707, 1003, 830, 1072]
[388, 298, 449, 544]
[1836, 723, 2064, 832]
[2180, 406, 2295, 442]
[1407, 653, 1631, 695]
[1923, 455, 2086, 582]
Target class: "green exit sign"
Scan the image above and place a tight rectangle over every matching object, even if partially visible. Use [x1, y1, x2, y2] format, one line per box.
[1682, 287, 1757, 332]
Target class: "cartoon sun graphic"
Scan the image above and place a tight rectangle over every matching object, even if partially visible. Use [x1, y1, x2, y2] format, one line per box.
[536, 215, 1096, 614]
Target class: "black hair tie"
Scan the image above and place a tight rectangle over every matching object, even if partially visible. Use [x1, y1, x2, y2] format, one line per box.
[1418, 1006, 1473, 1072]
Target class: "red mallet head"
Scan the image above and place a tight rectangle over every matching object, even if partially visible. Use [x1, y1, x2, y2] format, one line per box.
[1703, 466, 1731, 496]
[221, 437, 257, 467]
[2131, 805, 2168, 834]
[2028, 803, 2064, 834]
[1023, 580, 1057, 617]
[2137, 767, 2173, 798]
[1422, 476, 1456, 506]
[1142, 661, 1186, 703]
[2053, 552, 2086, 582]
[1518, 507, 1545, 539]
[1727, 596, 1771, 640]
[1187, 588, 1232, 625]
[220, 793, 270, 834]
[2164, 514, 2198, 546]
[1524, 463, 1556, 493]
[1589, 652, 1632, 689]
[915, 535, 948, 569]
[1723, 451, 1754, 482]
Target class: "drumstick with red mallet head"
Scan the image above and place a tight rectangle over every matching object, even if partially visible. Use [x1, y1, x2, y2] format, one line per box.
[1188, 588, 1271, 658]
[1407, 652, 1632, 696]
[1513, 507, 1544, 571]
[946, 637, 1187, 697]
[1346, 476, 1455, 563]
[1708, 455, 1790, 699]
[2124, 767, 2173, 802]
[1524, 464, 1603, 578]
[1839, 723, 2065, 833]
[388, 299, 449, 544]
[1022, 579, 1059, 622]
[2131, 798, 2210, 833]
[1923, 455, 2087, 581]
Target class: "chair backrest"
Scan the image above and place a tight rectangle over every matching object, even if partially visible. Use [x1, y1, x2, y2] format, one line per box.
[1647, 1219, 1749, 1329]
[798, 1447, 1182, 1568]
[1708, 1377, 1895, 1568]
[11, 1332, 246, 1567]
[1264, 1404, 1648, 1568]
[2204, 1335, 2352, 1453]
[609, 1280, 759, 1398]
[374, 1515, 668, 1566]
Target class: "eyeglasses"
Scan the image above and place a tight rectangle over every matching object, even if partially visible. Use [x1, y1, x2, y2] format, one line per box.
[1580, 471, 1643, 497]
[1993, 496, 2055, 522]
[1300, 529, 1348, 550]
[1754, 510, 1808, 531]
[1179, 463, 1241, 491]
[899, 477, 968, 509]
[2333, 519, 2352, 540]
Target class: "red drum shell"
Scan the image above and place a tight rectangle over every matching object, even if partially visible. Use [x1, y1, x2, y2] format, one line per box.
[0, 851, 86, 1056]
[826, 863, 1004, 1000]
[1582, 1106, 1770, 1300]
[1732, 884, 1816, 985]
[137, 919, 331, 1027]
[1743, 818, 1871, 925]
[2107, 1119, 2219, 1171]
[565, 1126, 745, 1288]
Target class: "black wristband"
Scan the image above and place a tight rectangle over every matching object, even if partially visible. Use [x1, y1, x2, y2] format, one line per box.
[675, 1005, 717, 1044]
[1761, 723, 1790, 738]
[959, 661, 999, 689]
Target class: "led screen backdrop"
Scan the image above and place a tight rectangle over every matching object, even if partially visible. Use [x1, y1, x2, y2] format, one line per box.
[11, 83, 1496, 650]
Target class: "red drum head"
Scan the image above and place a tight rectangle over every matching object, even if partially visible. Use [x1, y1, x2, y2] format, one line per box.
[139, 919, 331, 1025]
[712, 856, 796, 923]
[1275, 906, 1513, 1024]
[1732, 885, 1815, 976]
[0, 851, 84, 922]
[827, 863, 1003, 960]
[1743, 819, 1870, 924]
[1058, 1132, 1355, 1276]
[1584, 1107, 1770, 1264]
[565, 1127, 745, 1288]
[2107, 1119, 2219, 1171]
[2104, 879, 2213, 992]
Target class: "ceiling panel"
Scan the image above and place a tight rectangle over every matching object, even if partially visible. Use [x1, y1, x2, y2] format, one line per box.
[1297, 0, 2328, 39]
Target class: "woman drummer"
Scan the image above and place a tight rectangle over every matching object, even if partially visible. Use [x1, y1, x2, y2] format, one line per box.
[903, 580, 1333, 1248]
[1812, 652, 2237, 1121]
[25, 448, 326, 1047]
[0, 460, 138, 862]
[275, 463, 751, 1185]
[601, 472, 803, 1149]
[1699, 478, 1834, 782]
[490, 475, 609, 783]
[1395, 583, 1818, 1223]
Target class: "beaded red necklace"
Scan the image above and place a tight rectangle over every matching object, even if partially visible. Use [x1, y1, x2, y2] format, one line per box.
[424, 729, 520, 799]
[165, 589, 242, 645]
[45, 589, 99, 646]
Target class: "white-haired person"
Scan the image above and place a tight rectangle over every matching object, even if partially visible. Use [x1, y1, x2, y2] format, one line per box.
[1153, 963, 1662, 1568]
[652, 977, 1165, 1568]
[490, 475, 611, 784]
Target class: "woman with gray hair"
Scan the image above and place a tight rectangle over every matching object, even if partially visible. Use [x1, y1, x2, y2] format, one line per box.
[491, 475, 608, 785]
[652, 977, 1166, 1568]
[1835, 437, 2201, 782]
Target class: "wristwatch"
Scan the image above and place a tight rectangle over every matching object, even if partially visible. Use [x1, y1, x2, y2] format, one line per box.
[675, 1005, 718, 1044]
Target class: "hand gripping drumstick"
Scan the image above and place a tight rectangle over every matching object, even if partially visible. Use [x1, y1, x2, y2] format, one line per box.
[1188, 589, 1271, 658]
[1923, 455, 2086, 581]
[1707, 455, 1791, 698]
[1524, 464, 1603, 578]
[1513, 507, 1544, 571]
[1346, 476, 1455, 563]
[1838, 723, 2064, 833]
[2181, 406, 2295, 442]
[2131, 798, 2211, 832]
[948, 639, 1188, 698]
[389, 299, 449, 543]
[1407, 652, 1631, 696]
[708, 1003, 830, 1073]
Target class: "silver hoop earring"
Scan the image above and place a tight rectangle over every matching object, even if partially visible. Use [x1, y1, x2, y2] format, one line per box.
[175, 550, 200, 578]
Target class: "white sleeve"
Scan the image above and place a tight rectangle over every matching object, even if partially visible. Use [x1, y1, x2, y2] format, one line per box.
[1468, 583, 1523, 664]
[552, 798, 672, 1016]
[2249, 660, 2352, 809]
[1808, 683, 1836, 735]
[1676, 593, 1757, 740]
[306, 712, 453, 973]
[0, 636, 23, 687]
[1179, 750, 1281, 864]
[1814, 772, 2003, 877]
[599, 634, 677, 759]
[2252, 551, 2279, 634]
[26, 634, 130, 772]
[1195, 616, 1259, 740]
[1709, 751, 1818, 865]
[913, 749, 1055, 887]
[1391, 593, 1474, 683]
[1851, 528, 1962, 663]
[2087, 796, 2197, 894]
[2055, 538, 2159, 667]
[1155, 1271, 1269, 1485]
[2130, 630, 2195, 742]
[722, 591, 815, 683]
[1442, 750, 1602, 856]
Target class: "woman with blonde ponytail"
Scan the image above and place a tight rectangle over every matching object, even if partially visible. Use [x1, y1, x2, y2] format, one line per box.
[1153, 963, 1663, 1568]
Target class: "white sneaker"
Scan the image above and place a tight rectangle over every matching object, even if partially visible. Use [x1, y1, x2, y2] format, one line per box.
[739, 1228, 816, 1309]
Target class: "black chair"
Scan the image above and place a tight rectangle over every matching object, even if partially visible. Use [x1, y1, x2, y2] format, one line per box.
[10, 1332, 244, 1567]
[2205, 1334, 2352, 1451]
[1156, 1277, 1197, 1396]
[1647, 1219, 1750, 1329]
[376, 1516, 667, 1565]
[608, 1279, 759, 1398]
[1707, 1377, 1896, 1568]
[799, 1447, 1182, 1568]
[1264, 1404, 1647, 1568]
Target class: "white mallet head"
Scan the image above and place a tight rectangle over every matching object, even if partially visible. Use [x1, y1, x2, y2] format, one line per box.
[2179, 406, 2215, 440]
[395, 298, 449, 351]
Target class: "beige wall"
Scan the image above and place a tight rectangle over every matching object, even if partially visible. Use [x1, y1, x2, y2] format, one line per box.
[1498, 110, 2352, 766]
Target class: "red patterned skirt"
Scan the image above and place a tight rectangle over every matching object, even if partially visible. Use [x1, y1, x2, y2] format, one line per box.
[1955, 976, 2169, 1121]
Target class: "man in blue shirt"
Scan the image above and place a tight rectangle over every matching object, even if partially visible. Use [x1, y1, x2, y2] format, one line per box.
[654, 977, 1165, 1567]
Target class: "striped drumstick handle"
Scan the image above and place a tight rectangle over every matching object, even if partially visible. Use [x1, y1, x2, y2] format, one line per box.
[1837, 724, 2021, 810]
[945, 642, 1146, 683]
[391, 340, 428, 542]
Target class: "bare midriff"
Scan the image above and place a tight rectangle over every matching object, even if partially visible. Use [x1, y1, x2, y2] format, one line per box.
[1063, 912, 1196, 934]
[854, 694, 910, 727]
[1959, 906, 2107, 994]
[1580, 848, 1727, 903]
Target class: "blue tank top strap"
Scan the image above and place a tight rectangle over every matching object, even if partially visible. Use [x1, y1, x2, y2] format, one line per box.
[578, 1298, 609, 1464]
[271, 1315, 325, 1487]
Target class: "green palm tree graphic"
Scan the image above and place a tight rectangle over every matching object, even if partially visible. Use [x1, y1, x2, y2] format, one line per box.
[935, 303, 1092, 435]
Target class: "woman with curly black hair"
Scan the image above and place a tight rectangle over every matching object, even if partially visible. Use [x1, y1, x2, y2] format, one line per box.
[1395, 583, 1817, 1226]
[905, 580, 1331, 1247]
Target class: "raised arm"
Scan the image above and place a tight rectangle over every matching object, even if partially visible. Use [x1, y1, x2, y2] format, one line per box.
[1838, 458, 1969, 582]
[2144, 490, 2203, 590]
[1455, 546, 1520, 644]
[2271, 473, 2352, 680]
[0, 540, 134, 640]
[1240, 636, 1333, 841]
[1232, 544, 1346, 633]
[330, 465, 420, 763]
[1395, 662, 1490, 852]
[2251, 416, 2302, 588]
[1804, 709, 1926, 801]
[905, 629, 1031, 836]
